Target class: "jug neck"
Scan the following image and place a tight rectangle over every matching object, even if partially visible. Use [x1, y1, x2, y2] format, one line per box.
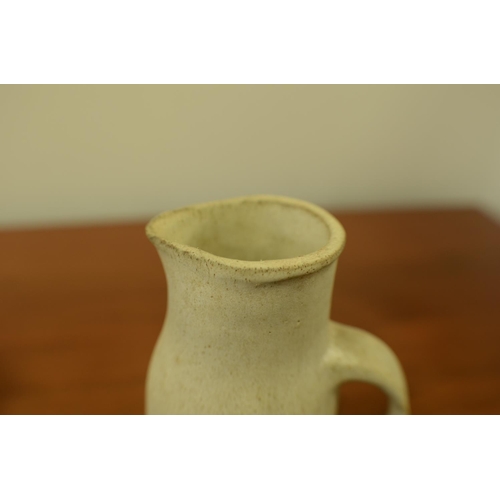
[160, 249, 337, 365]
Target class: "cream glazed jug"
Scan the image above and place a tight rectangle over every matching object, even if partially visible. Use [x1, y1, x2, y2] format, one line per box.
[145, 195, 409, 414]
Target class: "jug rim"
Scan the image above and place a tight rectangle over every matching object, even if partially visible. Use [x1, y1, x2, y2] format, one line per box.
[146, 195, 346, 282]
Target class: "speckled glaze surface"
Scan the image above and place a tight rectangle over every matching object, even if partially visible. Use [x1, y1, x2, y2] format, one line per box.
[145, 195, 409, 414]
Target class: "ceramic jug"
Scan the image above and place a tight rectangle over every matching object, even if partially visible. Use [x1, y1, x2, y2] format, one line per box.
[145, 195, 409, 414]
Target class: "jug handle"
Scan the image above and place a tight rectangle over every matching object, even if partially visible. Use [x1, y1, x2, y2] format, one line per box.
[325, 321, 410, 414]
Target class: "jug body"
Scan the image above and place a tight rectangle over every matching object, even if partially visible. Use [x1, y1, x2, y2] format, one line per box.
[145, 195, 409, 414]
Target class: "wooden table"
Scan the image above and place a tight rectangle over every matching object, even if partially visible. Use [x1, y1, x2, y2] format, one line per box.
[1, 208, 499, 414]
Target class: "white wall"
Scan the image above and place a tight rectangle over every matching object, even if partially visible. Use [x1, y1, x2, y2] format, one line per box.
[1, 85, 499, 228]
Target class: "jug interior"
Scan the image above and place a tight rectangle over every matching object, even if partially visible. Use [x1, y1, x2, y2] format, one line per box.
[151, 199, 331, 262]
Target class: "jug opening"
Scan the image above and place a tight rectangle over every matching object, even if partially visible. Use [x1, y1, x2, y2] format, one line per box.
[148, 197, 331, 261]
[146, 196, 346, 281]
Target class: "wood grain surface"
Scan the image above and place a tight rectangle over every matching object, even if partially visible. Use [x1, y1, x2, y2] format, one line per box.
[1, 208, 499, 414]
